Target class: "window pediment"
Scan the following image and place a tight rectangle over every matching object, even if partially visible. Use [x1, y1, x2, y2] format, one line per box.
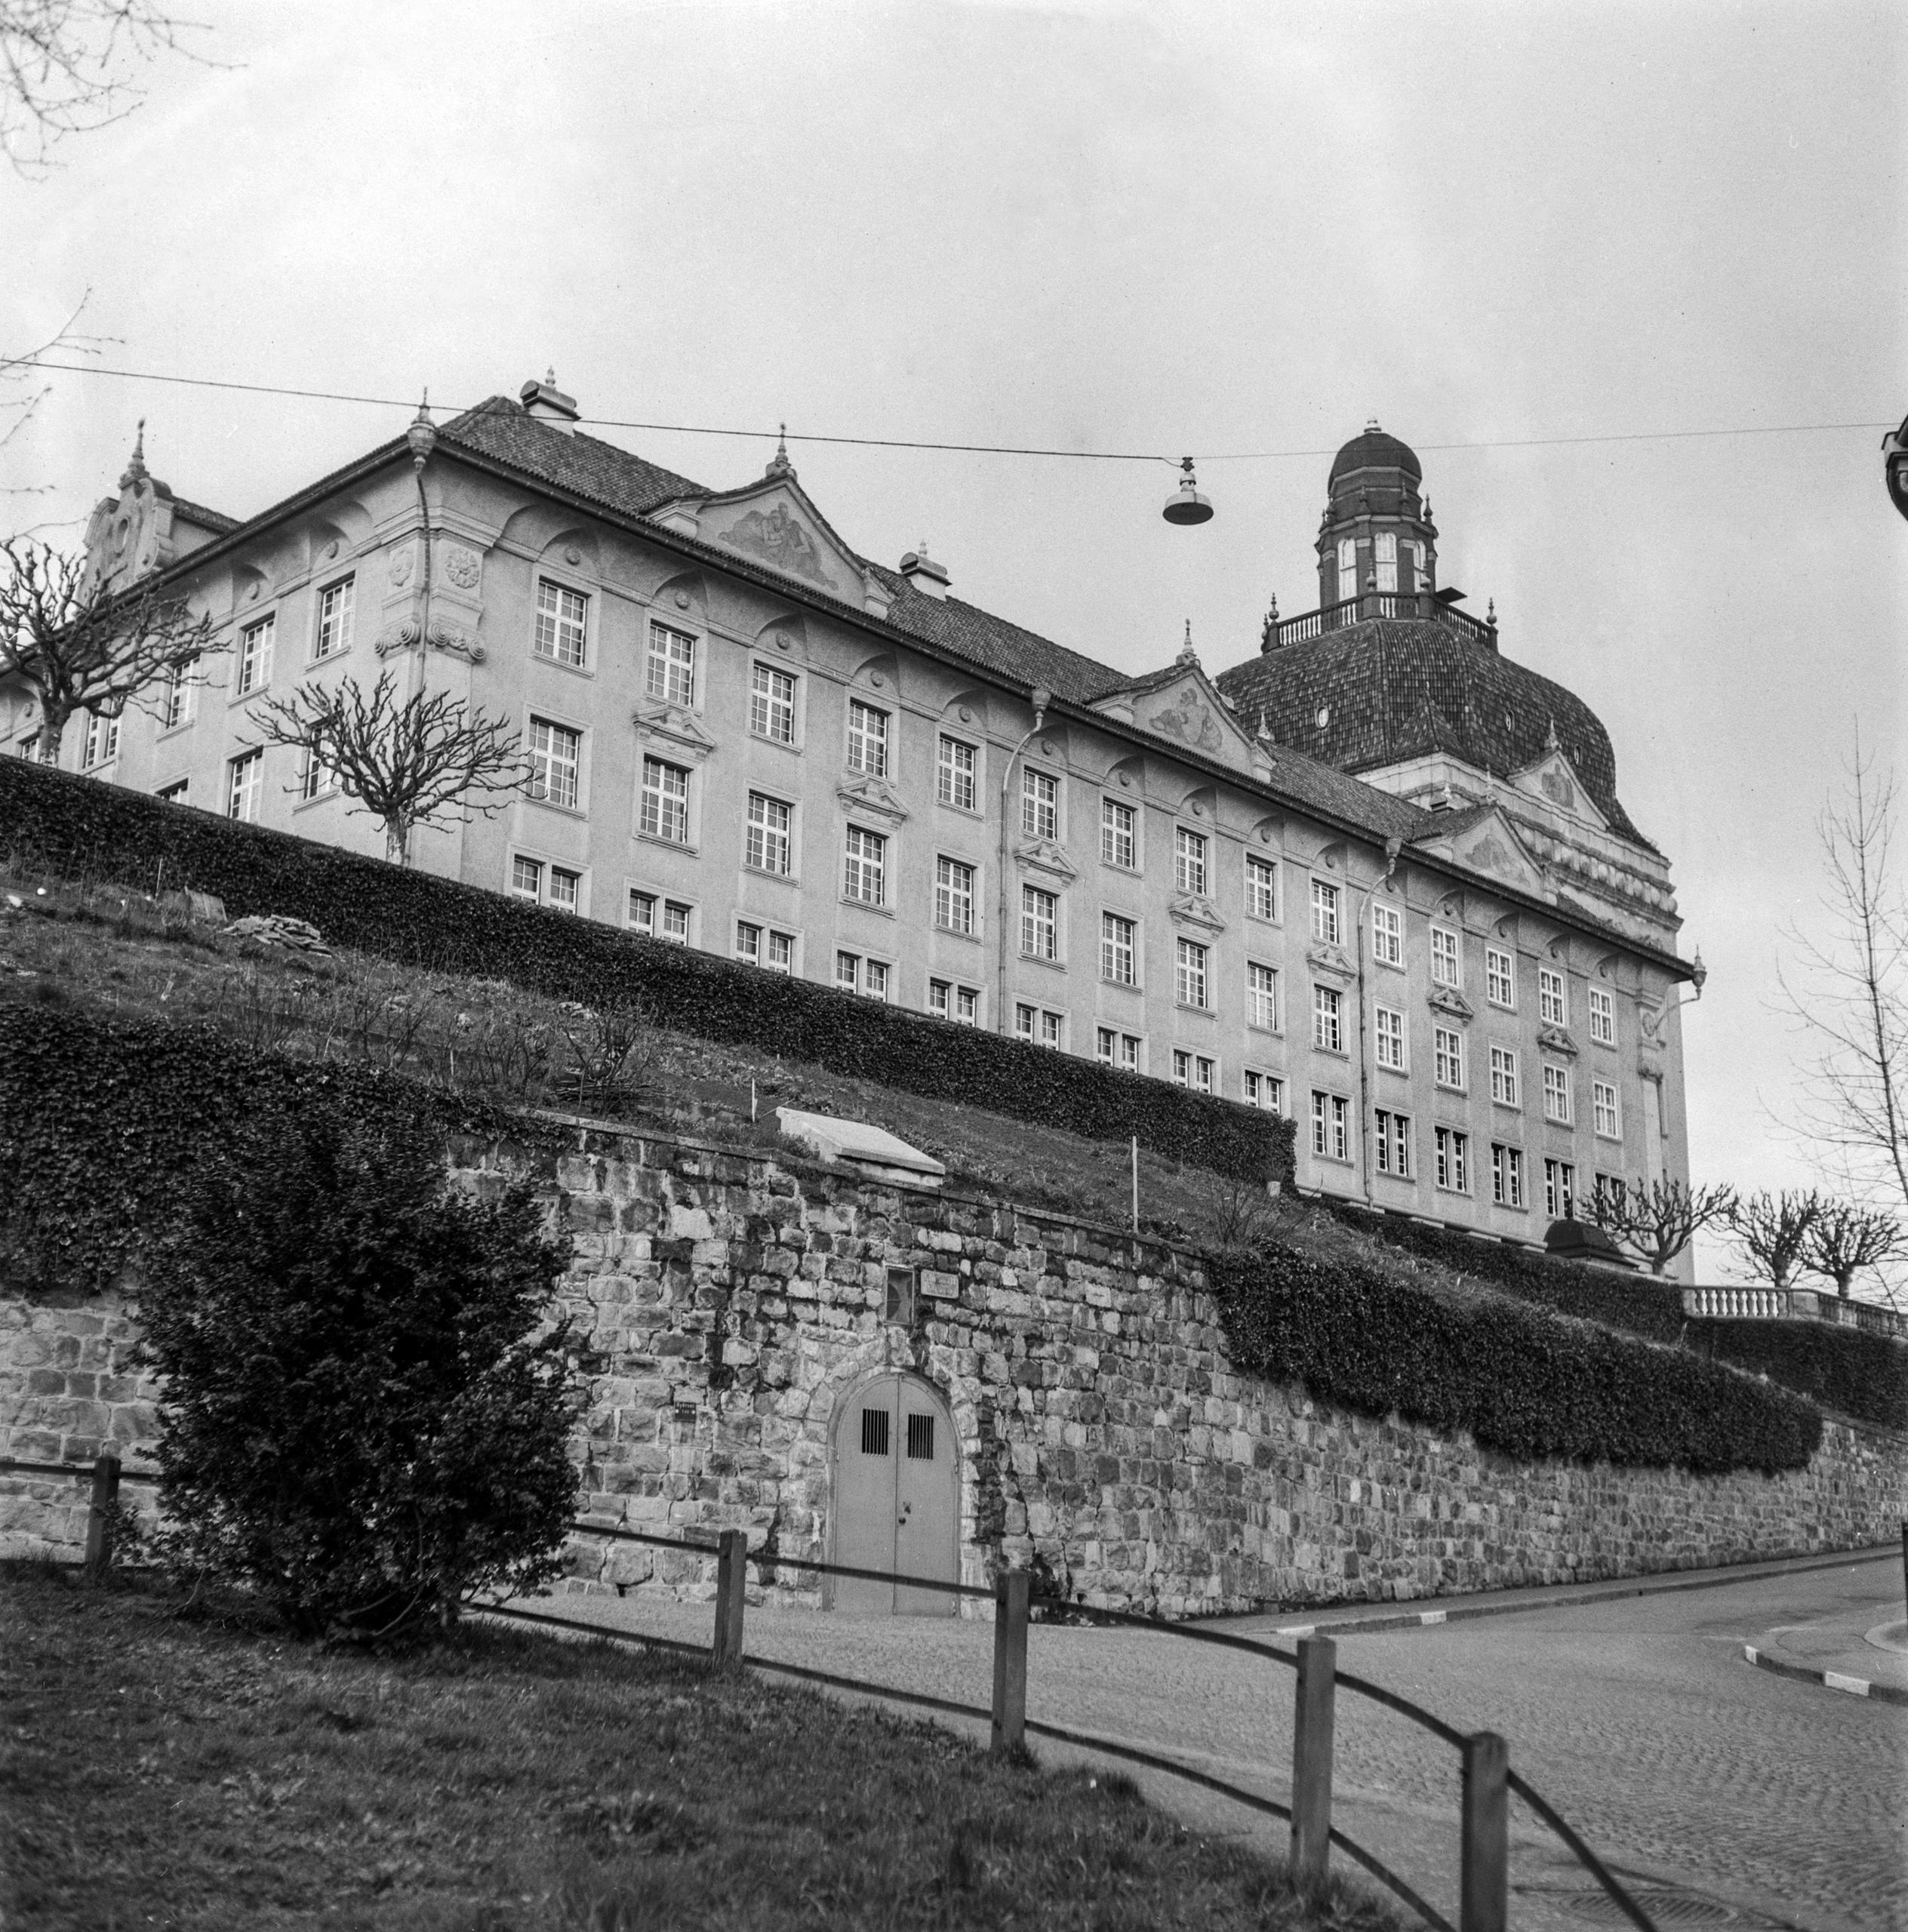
[836, 772, 909, 823]
[1014, 836, 1077, 881]
[1168, 891, 1226, 934]
[1428, 983, 1475, 1021]
[1305, 940, 1354, 980]
[632, 701, 716, 764]
[1538, 1023, 1578, 1058]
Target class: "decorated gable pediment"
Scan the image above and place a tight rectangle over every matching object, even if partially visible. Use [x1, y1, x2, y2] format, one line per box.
[653, 458, 876, 608]
[1091, 663, 1257, 776]
[1509, 743, 1608, 832]
[1416, 807, 1549, 900]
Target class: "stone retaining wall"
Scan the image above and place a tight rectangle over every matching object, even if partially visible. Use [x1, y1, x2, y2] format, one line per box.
[5, 1127, 1903, 1607]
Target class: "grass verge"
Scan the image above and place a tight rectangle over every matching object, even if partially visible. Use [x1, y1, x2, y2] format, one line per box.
[2, 1565, 1397, 1932]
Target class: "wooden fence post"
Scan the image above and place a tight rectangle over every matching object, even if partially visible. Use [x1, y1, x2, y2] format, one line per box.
[84, 1448, 121, 1587]
[1289, 1634, 1337, 1884]
[1460, 1730, 1509, 1932]
[711, 1530, 747, 1669]
[990, 1570, 1029, 1758]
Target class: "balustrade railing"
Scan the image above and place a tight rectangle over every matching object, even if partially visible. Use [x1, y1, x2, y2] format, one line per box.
[1266, 592, 1497, 650]
[1682, 1285, 1907, 1337]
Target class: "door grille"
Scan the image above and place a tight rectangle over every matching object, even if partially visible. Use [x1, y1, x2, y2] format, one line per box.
[860, 1407, 891, 1456]
[906, 1413, 934, 1460]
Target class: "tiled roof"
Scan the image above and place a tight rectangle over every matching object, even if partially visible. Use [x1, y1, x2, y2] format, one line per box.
[441, 397, 709, 518]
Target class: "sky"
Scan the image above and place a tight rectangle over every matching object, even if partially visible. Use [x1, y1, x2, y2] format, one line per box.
[3, 0, 1903, 1281]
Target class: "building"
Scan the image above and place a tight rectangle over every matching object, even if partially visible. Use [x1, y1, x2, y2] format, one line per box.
[2, 386, 1698, 1265]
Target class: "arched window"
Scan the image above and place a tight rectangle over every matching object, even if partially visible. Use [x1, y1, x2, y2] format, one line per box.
[1375, 531, 1398, 593]
[1337, 537, 1359, 604]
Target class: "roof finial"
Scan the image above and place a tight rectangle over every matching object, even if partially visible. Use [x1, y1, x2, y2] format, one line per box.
[1177, 618, 1199, 666]
[1365, 416, 1380, 432]
[1487, 596, 1497, 626]
[120, 418, 148, 489]
[767, 421, 793, 478]
[546, 367, 556, 388]
[1544, 715, 1560, 753]
[1257, 707, 1272, 743]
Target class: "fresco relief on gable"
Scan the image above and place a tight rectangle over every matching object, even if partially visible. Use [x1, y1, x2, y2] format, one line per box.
[714, 503, 837, 589]
[1147, 685, 1223, 755]
[1538, 766, 1576, 810]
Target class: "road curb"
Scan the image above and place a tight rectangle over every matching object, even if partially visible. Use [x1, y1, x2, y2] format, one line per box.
[1740, 1643, 1908, 1706]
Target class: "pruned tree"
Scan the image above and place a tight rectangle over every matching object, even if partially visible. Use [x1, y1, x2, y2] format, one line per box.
[1726, 1189, 1821, 1290]
[252, 670, 527, 866]
[1588, 1176, 1736, 1276]
[0, 534, 217, 762]
[1800, 1198, 1900, 1299]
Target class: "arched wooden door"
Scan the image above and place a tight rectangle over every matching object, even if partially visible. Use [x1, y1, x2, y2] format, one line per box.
[829, 1373, 959, 1615]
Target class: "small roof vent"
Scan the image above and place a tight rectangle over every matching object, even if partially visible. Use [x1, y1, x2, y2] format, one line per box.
[520, 369, 580, 433]
[899, 540, 950, 600]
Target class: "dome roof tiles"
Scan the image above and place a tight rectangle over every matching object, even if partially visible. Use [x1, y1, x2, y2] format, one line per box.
[1329, 426, 1421, 482]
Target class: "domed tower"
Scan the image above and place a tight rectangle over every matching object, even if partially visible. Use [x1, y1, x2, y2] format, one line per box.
[1315, 420, 1439, 619]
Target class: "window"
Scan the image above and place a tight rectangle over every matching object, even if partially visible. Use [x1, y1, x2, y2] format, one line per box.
[639, 755, 690, 842]
[735, 921, 761, 965]
[645, 622, 695, 705]
[746, 792, 792, 875]
[1100, 912, 1137, 985]
[843, 825, 887, 906]
[938, 735, 976, 811]
[1102, 797, 1136, 869]
[628, 890, 691, 943]
[1430, 926, 1461, 987]
[839, 952, 890, 998]
[1020, 884, 1058, 961]
[1311, 878, 1340, 945]
[1170, 1049, 1215, 1092]
[1491, 1143, 1526, 1209]
[750, 663, 797, 743]
[1594, 1171, 1625, 1215]
[315, 577, 355, 660]
[12, 734, 32, 760]
[1374, 1109, 1412, 1177]
[1486, 946, 1516, 1008]
[161, 657, 195, 731]
[1017, 1004, 1063, 1048]
[1248, 961, 1279, 1031]
[1174, 827, 1208, 896]
[1243, 1070, 1284, 1113]
[1175, 937, 1209, 1008]
[157, 777, 189, 804]
[1435, 1026, 1465, 1089]
[237, 614, 275, 696]
[535, 580, 589, 668]
[1371, 902, 1402, 966]
[1545, 1158, 1577, 1220]
[931, 979, 980, 1025]
[936, 857, 976, 935]
[1022, 767, 1058, 840]
[298, 742, 335, 801]
[546, 866, 580, 912]
[511, 854, 543, 900]
[226, 749, 263, 822]
[531, 718, 583, 811]
[1246, 854, 1279, 921]
[1539, 967, 1568, 1026]
[1097, 1028, 1141, 1072]
[847, 700, 889, 777]
[1411, 540, 1429, 592]
[1435, 1127, 1469, 1193]
[1337, 536, 1358, 605]
[1490, 1045, 1520, 1107]
[1588, 986, 1616, 1047]
[1543, 1063, 1571, 1124]
[1374, 531, 1397, 594]
[1374, 1004, 1406, 1070]
[865, 959, 890, 1001]
[1313, 983, 1343, 1053]
[82, 712, 118, 768]
[1593, 1080, 1621, 1140]
[766, 928, 794, 972]
[1311, 1090, 1350, 1161]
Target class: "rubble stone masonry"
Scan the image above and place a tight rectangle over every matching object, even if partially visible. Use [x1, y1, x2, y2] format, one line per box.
[4, 1127, 1901, 1608]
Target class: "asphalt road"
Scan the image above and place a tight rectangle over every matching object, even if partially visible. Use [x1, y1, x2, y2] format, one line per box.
[509, 1554, 1906, 1932]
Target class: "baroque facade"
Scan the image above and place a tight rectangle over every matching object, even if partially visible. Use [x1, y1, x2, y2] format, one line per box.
[2, 386, 1697, 1266]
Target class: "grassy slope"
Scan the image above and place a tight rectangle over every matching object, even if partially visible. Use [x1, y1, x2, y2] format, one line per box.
[2, 1567, 1394, 1932]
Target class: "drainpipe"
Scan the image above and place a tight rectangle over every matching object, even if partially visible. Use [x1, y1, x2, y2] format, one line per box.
[995, 685, 1053, 1035]
[1352, 838, 1404, 1208]
[405, 397, 439, 702]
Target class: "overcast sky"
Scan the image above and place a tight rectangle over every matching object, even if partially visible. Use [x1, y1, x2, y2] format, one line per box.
[5, 1, 1903, 1278]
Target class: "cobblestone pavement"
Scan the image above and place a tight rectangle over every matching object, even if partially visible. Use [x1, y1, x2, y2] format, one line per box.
[507, 1556, 1906, 1932]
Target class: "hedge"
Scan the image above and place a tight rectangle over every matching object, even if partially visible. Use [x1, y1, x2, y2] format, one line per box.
[0, 756, 1294, 1186]
[1688, 1316, 1906, 1434]
[1211, 1244, 1823, 1475]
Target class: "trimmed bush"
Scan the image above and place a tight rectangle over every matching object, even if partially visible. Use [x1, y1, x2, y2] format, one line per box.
[1212, 1244, 1823, 1475]
[1688, 1317, 1906, 1433]
[0, 757, 1294, 1186]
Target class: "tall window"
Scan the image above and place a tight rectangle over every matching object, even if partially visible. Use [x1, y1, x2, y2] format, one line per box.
[1435, 1026, 1465, 1089]
[1174, 827, 1207, 896]
[1371, 902, 1403, 966]
[1539, 967, 1568, 1026]
[1172, 1050, 1215, 1093]
[1491, 1144, 1525, 1209]
[1100, 912, 1136, 985]
[628, 891, 691, 943]
[1430, 926, 1461, 987]
[1435, 1127, 1469, 1192]
[843, 825, 886, 906]
[1023, 768, 1058, 840]
[1097, 1028, 1141, 1072]
[536, 580, 589, 668]
[645, 622, 695, 705]
[1312, 1091, 1349, 1161]
[1102, 797, 1136, 869]
[639, 755, 690, 843]
[938, 736, 976, 810]
[531, 718, 583, 811]
[237, 614, 275, 696]
[315, 577, 355, 660]
[1486, 946, 1516, 1008]
[745, 792, 792, 874]
[1588, 986, 1616, 1046]
[750, 663, 797, 743]
[1542, 1063, 1571, 1123]
[1020, 884, 1057, 960]
[1374, 531, 1397, 593]
[82, 712, 118, 768]
[847, 700, 889, 776]
[226, 749, 263, 823]
[1310, 878, 1340, 945]
[1490, 1045, 1520, 1107]
[1593, 1080, 1621, 1140]
[1243, 1070, 1284, 1114]
[1246, 853, 1279, 921]
[1313, 983, 1343, 1052]
[936, 857, 976, 934]
[1248, 961, 1279, 1030]
[1374, 1004, 1405, 1070]
[298, 742, 334, 801]
[161, 657, 195, 731]
[1175, 937, 1208, 1008]
[1545, 1158, 1577, 1220]
[1374, 1109, 1411, 1177]
[1337, 536, 1358, 604]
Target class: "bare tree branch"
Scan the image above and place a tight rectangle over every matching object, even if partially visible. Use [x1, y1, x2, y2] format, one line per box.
[1799, 1198, 1901, 1299]
[1, 290, 108, 486]
[250, 671, 527, 866]
[1588, 1176, 1735, 1276]
[1725, 1189, 1821, 1290]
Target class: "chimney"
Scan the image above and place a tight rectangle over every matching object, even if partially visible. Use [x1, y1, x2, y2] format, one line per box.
[520, 369, 580, 434]
[899, 540, 950, 600]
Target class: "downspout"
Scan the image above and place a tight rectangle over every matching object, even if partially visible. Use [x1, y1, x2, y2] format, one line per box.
[405, 396, 439, 703]
[1353, 836, 1405, 1208]
[995, 685, 1053, 1034]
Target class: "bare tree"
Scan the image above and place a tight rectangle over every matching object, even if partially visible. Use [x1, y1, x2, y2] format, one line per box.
[252, 672, 527, 866]
[1800, 1198, 1900, 1300]
[0, 534, 217, 762]
[1725, 1189, 1821, 1290]
[1589, 1176, 1736, 1276]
